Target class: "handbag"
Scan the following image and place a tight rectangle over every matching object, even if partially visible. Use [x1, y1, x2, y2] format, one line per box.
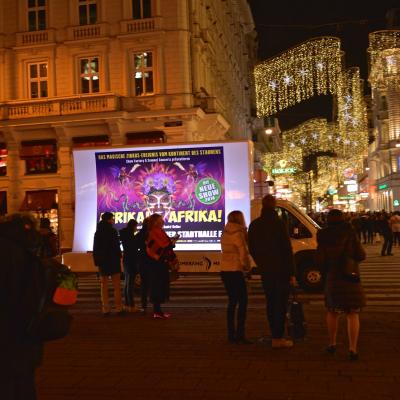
[286, 290, 306, 340]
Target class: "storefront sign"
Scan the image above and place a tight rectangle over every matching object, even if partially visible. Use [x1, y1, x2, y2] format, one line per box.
[378, 184, 388, 190]
[394, 199, 400, 207]
[272, 167, 296, 175]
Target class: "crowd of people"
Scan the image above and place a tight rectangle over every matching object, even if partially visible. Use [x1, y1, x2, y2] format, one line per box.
[309, 210, 400, 256]
[1, 198, 375, 399]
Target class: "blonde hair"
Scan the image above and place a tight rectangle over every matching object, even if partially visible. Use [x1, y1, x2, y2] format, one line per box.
[227, 210, 246, 227]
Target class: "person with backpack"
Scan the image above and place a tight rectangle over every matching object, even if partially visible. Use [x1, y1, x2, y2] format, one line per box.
[93, 212, 123, 316]
[1, 213, 72, 400]
[119, 219, 140, 312]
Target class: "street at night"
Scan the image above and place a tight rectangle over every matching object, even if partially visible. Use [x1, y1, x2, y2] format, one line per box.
[35, 244, 400, 400]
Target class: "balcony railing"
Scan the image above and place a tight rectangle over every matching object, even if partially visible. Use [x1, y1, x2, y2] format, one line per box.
[0, 94, 120, 120]
[120, 17, 162, 35]
[16, 29, 56, 46]
[67, 23, 109, 41]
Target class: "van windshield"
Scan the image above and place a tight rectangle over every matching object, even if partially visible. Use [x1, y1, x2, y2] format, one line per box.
[290, 203, 321, 229]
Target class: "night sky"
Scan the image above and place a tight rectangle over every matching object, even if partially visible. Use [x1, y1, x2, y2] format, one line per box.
[248, 1, 400, 129]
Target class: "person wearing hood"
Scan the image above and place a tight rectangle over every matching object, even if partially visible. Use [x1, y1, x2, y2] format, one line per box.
[220, 210, 251, 344]
[93, 212, 123, 315]
[316, 209, 366, 361]
[248, 195, 296, 349]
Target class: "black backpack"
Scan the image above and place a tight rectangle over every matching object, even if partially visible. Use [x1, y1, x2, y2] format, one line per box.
[286, 291, 307, 340]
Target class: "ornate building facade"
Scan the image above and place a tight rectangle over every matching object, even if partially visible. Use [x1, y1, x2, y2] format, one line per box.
[0, 0, 256, 249]
[367, 30, 400, 211]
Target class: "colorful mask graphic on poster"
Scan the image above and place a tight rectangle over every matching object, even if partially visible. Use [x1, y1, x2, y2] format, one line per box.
[95, 146, 225, 244]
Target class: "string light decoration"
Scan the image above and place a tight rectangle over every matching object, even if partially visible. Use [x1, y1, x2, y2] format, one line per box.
[254, 37, 342, 116]
[337, 67, 369, 160]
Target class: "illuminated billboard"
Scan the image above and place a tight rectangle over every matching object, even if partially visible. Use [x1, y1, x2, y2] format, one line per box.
[73, 140, 252, 252]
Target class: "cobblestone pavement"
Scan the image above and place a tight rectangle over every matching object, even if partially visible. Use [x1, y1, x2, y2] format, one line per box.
[36, 302, 400, 400]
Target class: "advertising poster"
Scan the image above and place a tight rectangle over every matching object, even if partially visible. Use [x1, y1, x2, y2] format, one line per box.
[95, 146, 225, 244]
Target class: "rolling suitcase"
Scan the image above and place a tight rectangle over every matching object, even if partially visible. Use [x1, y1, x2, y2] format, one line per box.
[287, 290, 307, 340]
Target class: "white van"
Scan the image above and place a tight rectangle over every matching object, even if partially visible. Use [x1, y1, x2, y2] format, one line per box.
[251, 198, 322, 291]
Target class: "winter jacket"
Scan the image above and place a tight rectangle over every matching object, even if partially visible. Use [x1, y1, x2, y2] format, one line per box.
[220, 222, 250, 272]
[0, 220, 46, 375]
[146, 227, 173, 261]
[248, 208, 295, 279]
[93, 221, 122, 276]
[390, 214, 400, 233]
[119, 227, 139, 273]
[316, 221, 366, 310]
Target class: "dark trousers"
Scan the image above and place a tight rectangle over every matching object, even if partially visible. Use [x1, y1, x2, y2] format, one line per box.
[261, 273, 290, 339]
[393, 232, 400, 246]
[123, 270, 136, 307]
[367, 230, 374, 244]
[381, 234, 393, 255]
[221, 271, 248, 340]
[139, 264, 150, 309]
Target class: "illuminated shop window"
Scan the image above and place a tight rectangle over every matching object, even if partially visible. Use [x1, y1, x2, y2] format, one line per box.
[133, 52, 153, 96]
[28, 0, 46, 31]
[20, 140, 57, 175]
[28, 62, 48, 99]
[80, 57, 99, 93]
[0, 144, 7, 176]
[132, 0, 151, 19]
[79, 0, 97, 25]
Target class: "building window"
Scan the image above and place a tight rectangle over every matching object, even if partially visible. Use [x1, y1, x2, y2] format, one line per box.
[72, 135, 110, 147]
[133, 52, 153, 96]
[80, 57, 99, 93]
[0, 144, 7, 176]
[28, 0, 46, 31]
[126, 131, 165, 145]
[20, 140, 57, 175]
[79, 0, 97, 25]
[132, 0, 151, 19]
[28, 62, 48, 99]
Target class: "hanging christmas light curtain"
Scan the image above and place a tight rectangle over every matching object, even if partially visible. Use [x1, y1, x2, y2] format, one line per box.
[254, 37, 342, 117]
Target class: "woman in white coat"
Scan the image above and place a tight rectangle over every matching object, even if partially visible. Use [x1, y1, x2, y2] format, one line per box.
[220, 210, 251, 344]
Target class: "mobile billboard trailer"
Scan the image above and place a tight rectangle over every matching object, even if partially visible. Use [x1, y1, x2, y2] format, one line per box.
[64, 140, 253, 273]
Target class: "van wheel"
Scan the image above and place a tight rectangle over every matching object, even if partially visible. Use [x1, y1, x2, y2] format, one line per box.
[299, 264, 323, 292]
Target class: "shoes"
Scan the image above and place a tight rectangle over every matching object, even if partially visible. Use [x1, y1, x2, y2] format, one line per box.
[153, 312, 171, 319]
[116, 310, 126, 316]
[228, 337, 236, 344]
[326, 345, 337, 354]
[349, 351, 359, 361]
[125, 306, 140, 313]
[271, 338, 294, 348]
[102, 312, 110, 317]
[236, 338, 253, 345]
[387, 253, 394, 256]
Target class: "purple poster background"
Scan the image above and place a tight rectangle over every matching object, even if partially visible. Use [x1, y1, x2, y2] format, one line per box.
[95, 146, 225, 244]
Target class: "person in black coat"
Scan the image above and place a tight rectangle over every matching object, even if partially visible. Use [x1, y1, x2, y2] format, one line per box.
[119, 219, 140, 312]
[248, 194, 296, 348]
[379, 213, 393, 256]
[1, 214, 46, 400]
[316, 209, 366, 361]
[93, 212, 123, 315]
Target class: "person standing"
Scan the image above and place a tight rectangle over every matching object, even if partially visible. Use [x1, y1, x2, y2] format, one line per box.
[37, 217, 58, 259]
[379, 213, 393, 256]
[135, 218, 150, 312]
[146, 214, 175, 319]
[220, 210, 251, 344]
[389, 211, 400, 246]
[93, 212, 123, 315]
[119, 219, 140, 313]
[316, 209, 366, 361]
[248, 194, 296, 348]
[1, 214, 47, 400]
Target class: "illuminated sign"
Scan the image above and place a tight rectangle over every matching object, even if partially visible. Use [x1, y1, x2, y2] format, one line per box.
[272, 167, 297, 175]
[394, 199, 400, 207]
[378, 184, 388, 190]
